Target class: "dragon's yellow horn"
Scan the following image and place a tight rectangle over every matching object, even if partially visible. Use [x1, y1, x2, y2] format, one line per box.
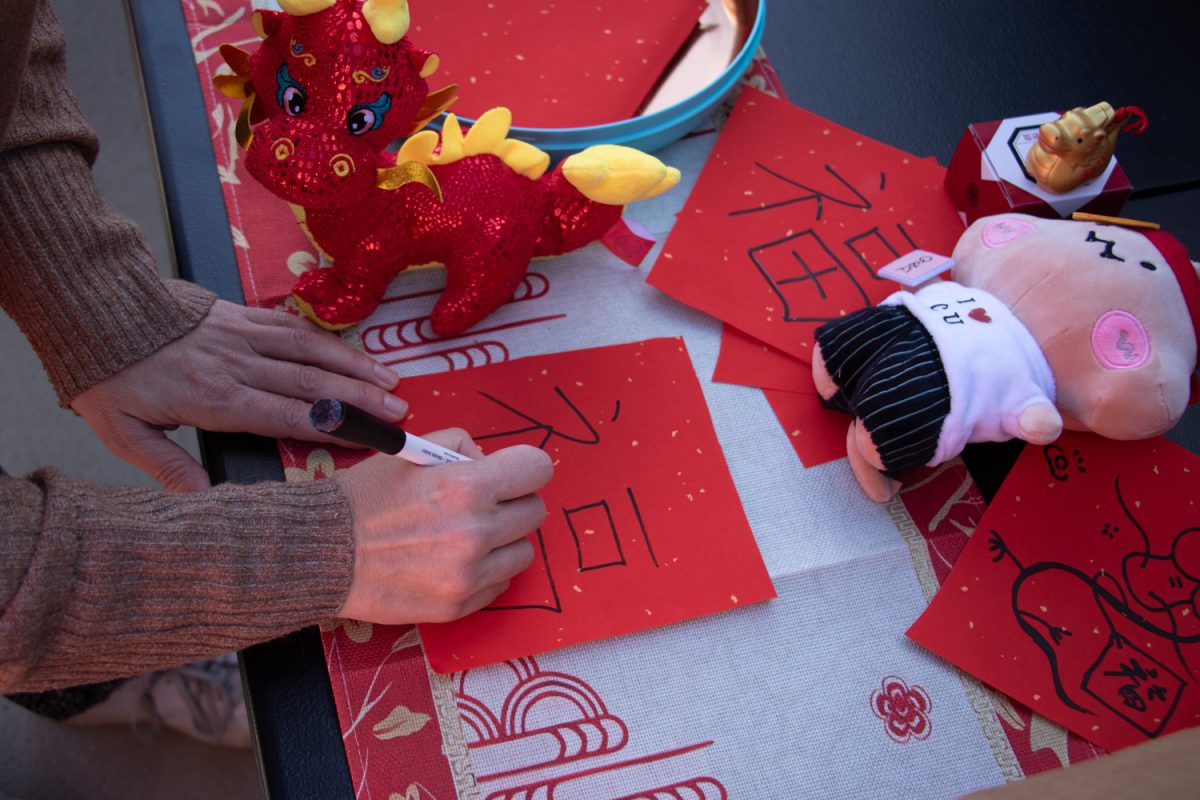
[277, 0, 336, 15]
[363, 0, 410, 44]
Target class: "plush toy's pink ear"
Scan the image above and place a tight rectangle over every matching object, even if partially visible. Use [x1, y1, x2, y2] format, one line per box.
[980, 216, 1037, 248]
[251, 9, 284, 38]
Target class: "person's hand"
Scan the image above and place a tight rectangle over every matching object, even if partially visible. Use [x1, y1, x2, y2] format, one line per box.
[334, 429, 553, 624]
[70, 300, 409, 492]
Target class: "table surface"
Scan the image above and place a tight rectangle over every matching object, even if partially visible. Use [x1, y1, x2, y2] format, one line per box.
[126, 1, 1200, 797]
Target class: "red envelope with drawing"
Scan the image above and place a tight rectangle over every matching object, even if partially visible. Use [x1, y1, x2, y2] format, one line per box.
[402, 338, 774, 673]
[410, 0, 707, 127]
[648, 87, 963, 363]
[908, 431, 1200, 752]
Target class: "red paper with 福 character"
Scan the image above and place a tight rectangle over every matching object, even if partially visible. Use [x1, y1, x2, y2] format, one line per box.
[649, 87, 964, 364]
[407, 337, 775, 672]
[308, 338, 775, 674]
[908, 431, 1200, 752]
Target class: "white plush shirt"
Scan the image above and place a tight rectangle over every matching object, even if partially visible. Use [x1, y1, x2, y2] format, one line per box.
[882, 281, 1056, 466]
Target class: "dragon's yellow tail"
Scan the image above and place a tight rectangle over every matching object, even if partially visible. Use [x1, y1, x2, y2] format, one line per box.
[562, 145, 680, 205]
[395, 109, 677, 206]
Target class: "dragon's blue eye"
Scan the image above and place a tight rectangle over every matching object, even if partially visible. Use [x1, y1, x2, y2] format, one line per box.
[347, 92, 391, 135]
[276, 63, 306, 116]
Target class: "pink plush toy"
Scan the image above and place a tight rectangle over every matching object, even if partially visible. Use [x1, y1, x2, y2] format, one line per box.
[813, 213, 1200, 501]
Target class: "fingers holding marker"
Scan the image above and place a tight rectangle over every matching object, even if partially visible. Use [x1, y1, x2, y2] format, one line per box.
[478, 536, 537, 587]
[490, 493, 548, 547]
[310, 407, 477, 464]
[439, 580, 513, 622]
[323, 404, 554, 626]
[416, 427, 486, 460]
[474, 444, 554, 502]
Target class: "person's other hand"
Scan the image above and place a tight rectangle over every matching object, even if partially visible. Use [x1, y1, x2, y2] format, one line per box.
[70, 300, 408, 492]
[335, 429, 553, 624]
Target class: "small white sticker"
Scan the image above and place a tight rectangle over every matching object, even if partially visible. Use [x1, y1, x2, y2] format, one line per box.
[878, 250, 954, 286]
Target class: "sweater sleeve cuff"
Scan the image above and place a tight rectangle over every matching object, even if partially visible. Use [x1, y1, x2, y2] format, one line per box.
[1, 469, 353, 692]
[0, 142, 216, 406]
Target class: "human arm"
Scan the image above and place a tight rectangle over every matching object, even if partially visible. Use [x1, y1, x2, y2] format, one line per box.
[0, 0, 408, 490]
[0, 465, 354, 693]
[68, 301, 411, 492]
[0, 0, 213, 406]
[0, 432, 551, 693]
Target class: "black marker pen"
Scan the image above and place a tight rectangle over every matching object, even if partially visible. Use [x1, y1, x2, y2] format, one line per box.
[310, 399, 472, 465]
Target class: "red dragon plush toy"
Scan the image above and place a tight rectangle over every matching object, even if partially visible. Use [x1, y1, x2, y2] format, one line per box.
[215, 0, 680, 335]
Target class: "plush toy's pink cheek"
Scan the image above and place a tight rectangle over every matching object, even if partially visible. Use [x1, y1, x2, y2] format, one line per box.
[1092, 310, 1151, 369]
[981, 217, 1037, 248]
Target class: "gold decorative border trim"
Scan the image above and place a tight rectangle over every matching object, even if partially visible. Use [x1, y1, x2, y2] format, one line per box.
[888, 475, 1025, 783]
[426, 662, 482, 800]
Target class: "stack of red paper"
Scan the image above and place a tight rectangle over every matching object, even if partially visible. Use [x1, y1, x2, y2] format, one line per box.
[648, 88, 965, 467]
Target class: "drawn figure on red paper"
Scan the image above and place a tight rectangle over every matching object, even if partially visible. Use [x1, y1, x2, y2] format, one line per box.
[412, 339, 774, 675]
[870, 676, 933, 743]
[988, 465, 1199, 738]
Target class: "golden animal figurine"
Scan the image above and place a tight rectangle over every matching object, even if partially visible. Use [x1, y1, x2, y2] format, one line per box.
[1024, 102, 1147, 193]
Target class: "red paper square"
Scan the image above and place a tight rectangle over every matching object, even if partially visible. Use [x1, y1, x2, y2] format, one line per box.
[761, 386, 847, 469]
[908, 432, 1200, 751]
[399, 338, 775, 672]
[713, 323, 815, 394]
[713, 325, 847, 468]
[648, 88, 964, 363]
[409, 0, 707, 127]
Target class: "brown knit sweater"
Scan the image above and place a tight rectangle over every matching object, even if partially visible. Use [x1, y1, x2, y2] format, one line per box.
[0, 0, 354, 692]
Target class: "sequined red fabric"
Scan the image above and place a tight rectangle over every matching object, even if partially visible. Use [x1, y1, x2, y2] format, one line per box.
[296, 157, 621, 332]
[239, 1, 623, 334]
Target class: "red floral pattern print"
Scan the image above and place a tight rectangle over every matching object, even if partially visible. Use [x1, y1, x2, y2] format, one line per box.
[872, 676, 933, 743]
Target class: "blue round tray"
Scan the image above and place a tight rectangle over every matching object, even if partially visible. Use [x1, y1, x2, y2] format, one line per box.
[437, 0, 766, 160]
